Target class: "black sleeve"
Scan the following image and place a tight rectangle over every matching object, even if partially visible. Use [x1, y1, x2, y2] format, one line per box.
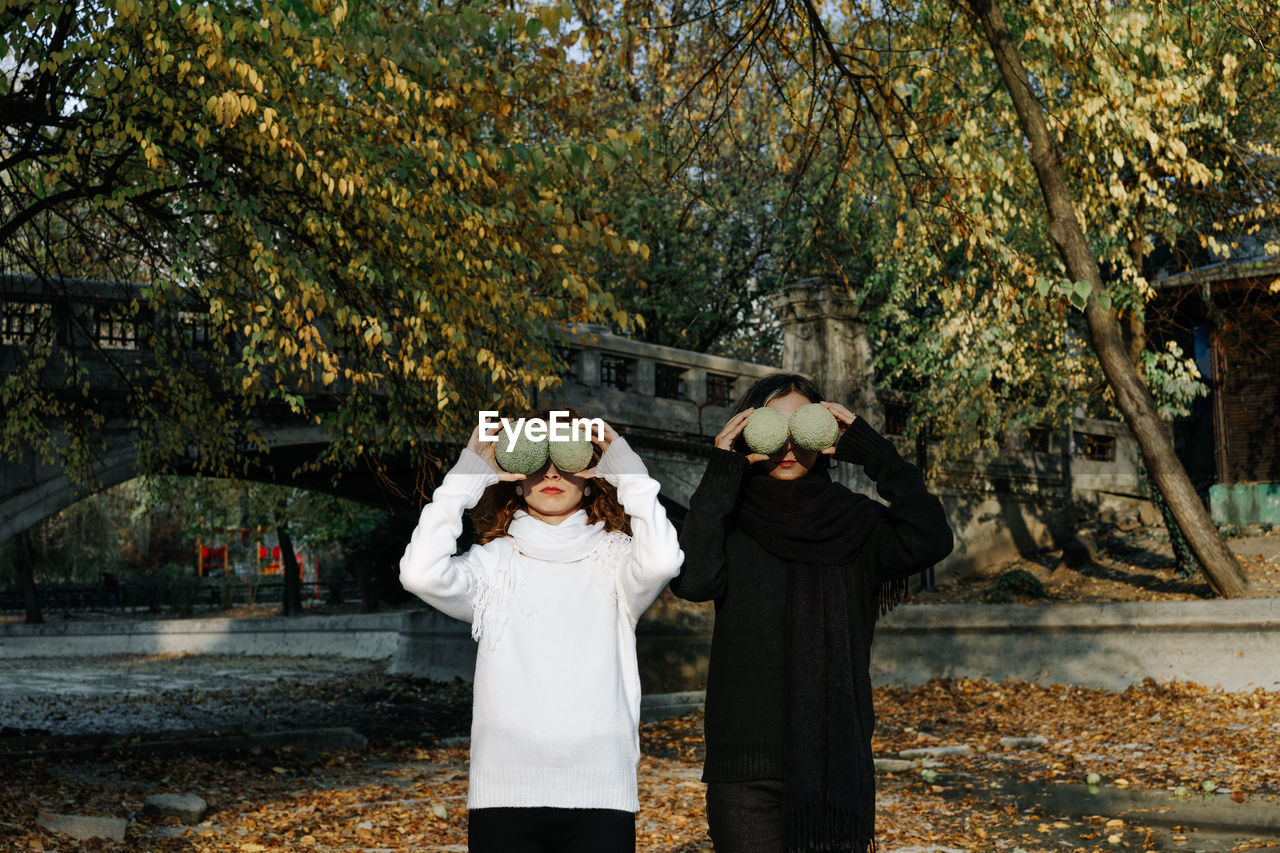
[835, 418, 954, 583]
[669, 449, 749, 602]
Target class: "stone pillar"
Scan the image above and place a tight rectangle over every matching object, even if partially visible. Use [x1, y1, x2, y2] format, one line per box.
[633, 358, 656, 396]
[575, 349, 600, 386]
[773, 278, 883, 429]
[683, 368, 706, 404]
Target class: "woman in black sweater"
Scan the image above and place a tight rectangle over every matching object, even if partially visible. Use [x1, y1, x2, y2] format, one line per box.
[671, 373, 953, 853]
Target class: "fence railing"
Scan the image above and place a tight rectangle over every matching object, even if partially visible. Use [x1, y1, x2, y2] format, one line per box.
[0, 577, 363, 615]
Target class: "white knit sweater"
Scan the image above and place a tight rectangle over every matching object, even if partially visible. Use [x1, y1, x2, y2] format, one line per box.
[398, 438, 683, 811]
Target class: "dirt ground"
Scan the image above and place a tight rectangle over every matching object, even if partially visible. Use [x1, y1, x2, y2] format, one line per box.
[915, 523, 1280, 606]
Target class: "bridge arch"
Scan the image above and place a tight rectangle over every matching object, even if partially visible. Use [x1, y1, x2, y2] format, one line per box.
[1, 272, 779, 544]
[3, 275, 1151, 583]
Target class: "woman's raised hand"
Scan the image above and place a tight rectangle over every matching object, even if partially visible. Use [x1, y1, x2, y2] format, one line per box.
[819, 401, 858, 455]
[465, 424, 527, 482]
[714, 408, 770, 464]
[575, 420, 618, 479]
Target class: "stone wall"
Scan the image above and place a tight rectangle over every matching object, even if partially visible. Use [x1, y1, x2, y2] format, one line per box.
[0, 612, 404, 660]
[7, 602, 1280, 693]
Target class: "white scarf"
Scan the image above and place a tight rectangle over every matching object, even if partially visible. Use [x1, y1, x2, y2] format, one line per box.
[471, 510, 608, 648]
[508, 509, 607, 561]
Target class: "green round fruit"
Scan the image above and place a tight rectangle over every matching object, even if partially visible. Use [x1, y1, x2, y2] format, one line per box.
[788, 403, 840, 451]
[743, 406, 788, 455]
[548, 434, 595, 473]
[494, 428, 549, 474]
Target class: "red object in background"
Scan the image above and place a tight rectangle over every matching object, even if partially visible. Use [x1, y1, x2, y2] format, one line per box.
[258, 544, 284, 574]
[200, 545, 227, 574]
[199, 529, 314, 585]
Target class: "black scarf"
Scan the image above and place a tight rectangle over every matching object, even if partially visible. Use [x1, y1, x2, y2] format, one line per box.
[738, 467, 904, 853]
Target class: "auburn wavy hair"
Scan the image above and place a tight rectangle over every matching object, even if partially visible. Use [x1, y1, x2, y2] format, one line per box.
[471, 408, 631, 544]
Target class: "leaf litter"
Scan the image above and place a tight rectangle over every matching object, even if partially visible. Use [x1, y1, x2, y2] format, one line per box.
[3, 665, 1279, 852]
[4, 527, 1279, 850]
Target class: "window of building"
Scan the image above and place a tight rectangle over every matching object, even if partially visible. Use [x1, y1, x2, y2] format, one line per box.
[0, 301, 49, 346]
[1072, 432, 1116, 462]
[600, 354, 633, 391]
[179, 310, 212, 349]
[882, 400, 910, 436]
[706, 373, 735, 407]
[1026, 426, 1055, 453]
[655, 363, 685, 400]
[91, 304, 139, 350]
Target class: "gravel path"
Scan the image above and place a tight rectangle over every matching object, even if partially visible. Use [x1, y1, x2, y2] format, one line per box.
[0, 654, 472, 743]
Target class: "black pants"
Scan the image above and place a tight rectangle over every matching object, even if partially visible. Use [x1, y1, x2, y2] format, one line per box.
[467, 806, 634, 853]
[706, 780, 785, 853]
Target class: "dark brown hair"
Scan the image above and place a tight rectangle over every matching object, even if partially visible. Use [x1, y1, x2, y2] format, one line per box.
[471, 407, 631, 544]
[731, 372, 825, 416]
[729, 372, 830, 458]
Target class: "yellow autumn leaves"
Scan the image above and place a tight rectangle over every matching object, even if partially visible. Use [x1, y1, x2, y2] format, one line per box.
[2, 0, 663, 486]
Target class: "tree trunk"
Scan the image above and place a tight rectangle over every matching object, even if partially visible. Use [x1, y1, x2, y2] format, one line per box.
[1127, 211, 1148, 370]
[277, 522, 304, 617]
[17, 529, 43, 624]
[967, 0, 1249, 597]
[357, 560, 381, 613]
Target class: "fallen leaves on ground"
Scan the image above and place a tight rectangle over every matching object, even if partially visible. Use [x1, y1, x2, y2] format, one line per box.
[5, 676, 1280, 852]
[874, 676, 1280, 796]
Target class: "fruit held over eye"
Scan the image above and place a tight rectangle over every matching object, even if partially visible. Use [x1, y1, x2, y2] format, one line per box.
[788, 403, 840, 451]
[742, 406, 789, 455]
[495, 427, 549, 474]
[548, 433, 595, 473]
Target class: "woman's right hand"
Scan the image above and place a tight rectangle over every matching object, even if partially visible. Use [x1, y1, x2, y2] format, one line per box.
[465, 424, 527, 482]
[714, 408, 770, 464]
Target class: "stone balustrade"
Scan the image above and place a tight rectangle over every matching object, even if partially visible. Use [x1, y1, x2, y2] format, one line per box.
[3, 275, 1151, 580]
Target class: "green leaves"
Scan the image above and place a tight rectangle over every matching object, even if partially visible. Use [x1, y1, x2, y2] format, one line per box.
[1069, 280, 1092, 310]
[1141, 341, 1208, 420]
[2, 0, 639, 495]
[1035, 277, 1105, 312]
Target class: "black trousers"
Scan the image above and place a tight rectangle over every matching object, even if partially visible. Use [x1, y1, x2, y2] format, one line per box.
[467, 806, 634, 853]
[706, 780, 785, 853]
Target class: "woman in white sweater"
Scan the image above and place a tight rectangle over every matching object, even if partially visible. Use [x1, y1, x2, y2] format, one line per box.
[399, 412, 683, 853]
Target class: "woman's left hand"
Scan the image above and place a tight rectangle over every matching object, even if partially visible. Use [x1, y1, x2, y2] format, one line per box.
[576, 420, 619, 479]
[465, 423, 528, 482]
[819, 401, 857, 456]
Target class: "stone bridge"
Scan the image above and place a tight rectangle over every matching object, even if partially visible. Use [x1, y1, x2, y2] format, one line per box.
[1, 274, 1148, 578]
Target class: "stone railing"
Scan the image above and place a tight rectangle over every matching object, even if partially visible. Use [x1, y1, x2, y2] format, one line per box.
[0, 274, 210, 355]
[2, 276, 1143, 501]
[545, 324, 778, 451]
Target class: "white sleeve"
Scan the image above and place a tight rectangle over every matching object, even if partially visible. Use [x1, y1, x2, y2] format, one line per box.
[398, 448, 499, 623]
[594, 437, 684, 622]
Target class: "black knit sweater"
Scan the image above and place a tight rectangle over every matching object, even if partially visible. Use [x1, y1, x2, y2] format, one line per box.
[671, 417, 954, 783]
